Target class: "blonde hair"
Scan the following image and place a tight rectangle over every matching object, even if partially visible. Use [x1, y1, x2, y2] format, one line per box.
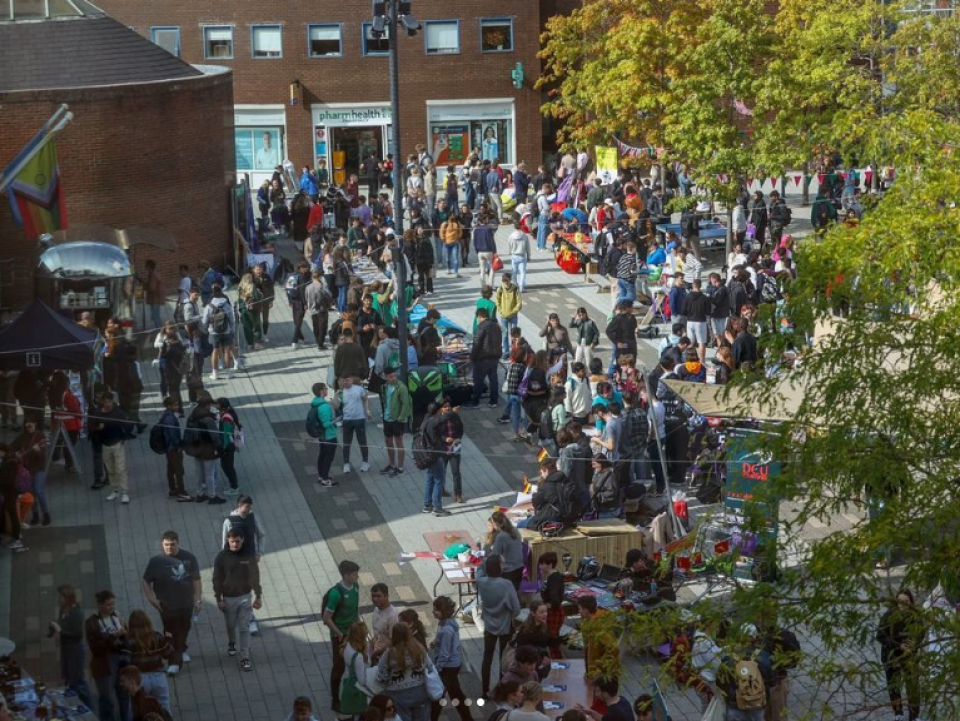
[128, 609, 161, 655]
[520, 681, 542, 705]
[346, 621, 370, 661]
[388, 622, 426, 675]
[238, 273, 255, 301]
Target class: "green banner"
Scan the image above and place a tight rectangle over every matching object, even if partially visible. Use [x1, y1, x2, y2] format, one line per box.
[725, 431, 780, 540]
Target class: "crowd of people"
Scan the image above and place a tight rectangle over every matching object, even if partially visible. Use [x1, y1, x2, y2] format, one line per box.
[1, 142, 940, 721]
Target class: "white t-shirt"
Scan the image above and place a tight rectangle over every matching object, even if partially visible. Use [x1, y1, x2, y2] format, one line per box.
[340, 385, 368, 421]
[178, 276, 192, 304]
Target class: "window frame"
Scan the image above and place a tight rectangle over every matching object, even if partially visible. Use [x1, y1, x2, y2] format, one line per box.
[250, 24, 283, 60]
[423, 19, 460, 56]
[150, 26, 181, 57]
[306, 22, 343, 58]
[361, 21, 390, 56]
[479, 17, 514, 54]
[202, 25, 234, 60]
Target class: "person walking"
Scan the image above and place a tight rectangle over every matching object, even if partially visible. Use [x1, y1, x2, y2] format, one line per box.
[157, 396, 189, 501]
[184, 394, 224, 504]
[323, 560, 361, 713]
[220, 495, 265, 564]
[288, 260, 313, 349]
[877, 590, 924, 721]
[12, 419, 49, 526]
[535, 183, 553, 251]
[85, 590, 131, 721]
[477, 554, 520, 699]
[310, 382, 339, 487]
[50, 584, 93, 709]
[508, 220, 531, 292]
[440, 206, 463, 276]
[569, 307, 599, 369]
[141, 531, 202, 677]
[92, 395, 132, 504]
[469, 308, 502, 409]
[495, 274, 523, 360]
[217, 397, 242, 496]
[473, 213, 498, 289]
[430, 596, 472, 721]
[202, 284, 236, 380]
[438, 398, 466, 504]
[213, 529, 263, 672]
[305, 270, 333, 352]
[250, 263, 275, 343]
[339, 375, 370, 474]
[420, 402, 450, 518]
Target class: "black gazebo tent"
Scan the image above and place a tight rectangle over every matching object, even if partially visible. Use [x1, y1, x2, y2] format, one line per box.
[0, 300, 98, 371]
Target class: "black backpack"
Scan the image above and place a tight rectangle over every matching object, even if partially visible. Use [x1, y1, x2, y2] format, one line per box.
[557, 478, 588, 523]
[412, 429, 435, 469]
[209, 304, 229, 334]
[148, 423, 167, 455]
[781, 204, 793, 225]
[760, 275, 780, 303]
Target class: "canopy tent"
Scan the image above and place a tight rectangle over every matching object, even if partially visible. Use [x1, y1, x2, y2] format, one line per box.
[664, 376, 808, 423]
[0, 300, 98, 371]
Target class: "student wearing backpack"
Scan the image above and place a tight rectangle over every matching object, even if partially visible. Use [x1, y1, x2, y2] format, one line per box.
[323, 560, 361, 713]
[201, 285, 235, 381]
[155, 396, 189, 501]
[718, 624, 775, 721]
[217, 398, 242, 496]
[310, 383, 339, 487]
[419, 402, 450, 517]
[183, 394, 224, 504]
[767, 190, 791, 250]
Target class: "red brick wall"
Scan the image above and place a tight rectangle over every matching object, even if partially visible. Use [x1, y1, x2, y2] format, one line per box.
[0, 69, 235, 308]
[96, 0, 544, 170]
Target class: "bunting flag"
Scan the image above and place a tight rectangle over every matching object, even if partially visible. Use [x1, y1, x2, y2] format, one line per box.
[6, 138, 67, 238]
[770, 176, 778, 188]
[611, 136, 657, 159]
[864, 169, 873, 187]
[747, 177, 754, 187]
[793, 174, 802, 187]
[817, 173, 825, 188]
[804, 175, 814, 189]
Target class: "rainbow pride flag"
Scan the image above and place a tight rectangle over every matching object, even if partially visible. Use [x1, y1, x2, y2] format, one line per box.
[6, 139, 67, 238]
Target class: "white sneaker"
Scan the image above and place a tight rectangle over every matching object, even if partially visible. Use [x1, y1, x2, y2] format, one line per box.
[360, 462, 369, 472]
[121, 494, 130, 504]
[182, 652, 191, 663]
[105, 492, 118, 501]
[343, 463, 352, 474]
[291, 342, 299, 349]
[262, 336, 269, 343]
[209, 371, 218, 380]
[167, 664, 180, 676]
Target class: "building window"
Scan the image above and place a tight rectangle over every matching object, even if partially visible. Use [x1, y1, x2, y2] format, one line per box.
[308, 24, 342, 57]
[203, 26, 234, 59]
[150, 26, 181, 57]
[362, 22, 389, 56]
[424, 20, 459, 55]
[480, 18, 513, 53]
[252, 25, 283, 58]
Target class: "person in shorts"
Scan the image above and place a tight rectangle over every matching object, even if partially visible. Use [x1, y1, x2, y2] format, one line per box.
[202, 284, 236, 380]
[379, 367, 411, 477]
[683, 279, 712, 362]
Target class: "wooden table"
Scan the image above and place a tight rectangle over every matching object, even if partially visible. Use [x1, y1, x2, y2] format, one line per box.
[541, 657, 591, 715]
[423, 530, 477, 610]
[520, 519, 644, 572]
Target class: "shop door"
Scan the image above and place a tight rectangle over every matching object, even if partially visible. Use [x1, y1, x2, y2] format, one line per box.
[331, 126, 384, 183]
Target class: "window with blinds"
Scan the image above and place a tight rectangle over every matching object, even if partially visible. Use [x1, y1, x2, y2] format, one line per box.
[203, 26, 233, 59]
[308, 24, 342, 57]
[252, 25, 283, 58]
[151, 27, 180, 57]
[425, 21, 459, 55]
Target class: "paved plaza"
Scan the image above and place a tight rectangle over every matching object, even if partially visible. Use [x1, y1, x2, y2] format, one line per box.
[0, 219, 899, 720]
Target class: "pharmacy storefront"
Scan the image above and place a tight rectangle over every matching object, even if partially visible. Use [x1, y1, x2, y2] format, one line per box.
[234, 106, 287, 187]
[426, 99, 515, 179]
[312, 103, 392, 186]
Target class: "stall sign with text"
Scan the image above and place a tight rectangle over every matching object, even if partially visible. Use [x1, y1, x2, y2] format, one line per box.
[725, 432, 780, 540]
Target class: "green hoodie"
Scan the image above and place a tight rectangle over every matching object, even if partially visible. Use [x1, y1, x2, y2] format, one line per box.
[310, 396, 338, 441]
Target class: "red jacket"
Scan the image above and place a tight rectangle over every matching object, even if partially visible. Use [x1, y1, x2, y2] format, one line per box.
[54, 390, 83, 432]
[308, 203, 324, 231]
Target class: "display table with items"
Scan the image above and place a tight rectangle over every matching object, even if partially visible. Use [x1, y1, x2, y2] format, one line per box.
[0, 656, 98, 720]
[517, 519, 645, 572]
[422, 530, 478, 611]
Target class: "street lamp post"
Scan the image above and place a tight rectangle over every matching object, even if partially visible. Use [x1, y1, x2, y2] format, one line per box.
[373, 0, 420, 381]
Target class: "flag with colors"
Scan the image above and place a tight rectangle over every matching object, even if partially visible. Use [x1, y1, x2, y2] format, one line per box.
[6, 138, 67, 238]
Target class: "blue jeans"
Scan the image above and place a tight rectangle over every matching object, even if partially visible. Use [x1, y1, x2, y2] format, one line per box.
[537, 215, 549, 249]
[444, 244, 460, 273]
[337, 285, 348, 312]
[423, 458, 446, 510]
[141, 671, 170, 713]
[149, 303, 163, 329]
[471, 359, 499, 406]
[95, 654, 131, 721]
[617, 278, 637, 305]
[433, 237, 444, 267]
[499, 316, 518, 358]
[511, 256, 527, 291]
[505, 394, 522, 435]
[32, 470, 49, 516]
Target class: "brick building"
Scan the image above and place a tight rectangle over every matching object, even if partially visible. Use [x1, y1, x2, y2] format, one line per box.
[0, 0, 235, 310]
[97, 0, 546, 187]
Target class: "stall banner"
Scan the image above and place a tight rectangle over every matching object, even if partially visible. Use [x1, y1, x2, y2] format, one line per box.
[6, 139, 67, 238]
[725, 432, 780, 540]
[594, 146, 618, 184]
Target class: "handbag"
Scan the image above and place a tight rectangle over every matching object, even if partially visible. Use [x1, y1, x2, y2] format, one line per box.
[340, 650, 369, 714]
[363, 665, 385, 697]
[424, 660, 446, 701]
[492, 254, 504, 272]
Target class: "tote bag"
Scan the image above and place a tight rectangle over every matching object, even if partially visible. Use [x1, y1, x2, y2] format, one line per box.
[340, 650, 368, 714]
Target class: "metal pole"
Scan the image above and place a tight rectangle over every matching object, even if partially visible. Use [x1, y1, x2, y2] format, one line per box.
[388, 0, 410, 382]
[643, 368, 685, 539]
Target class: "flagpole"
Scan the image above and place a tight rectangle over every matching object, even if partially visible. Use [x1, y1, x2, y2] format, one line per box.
[0, 105, 72, 196]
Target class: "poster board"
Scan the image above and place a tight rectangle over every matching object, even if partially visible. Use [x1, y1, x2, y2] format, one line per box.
[431, 124, 469, 166]
[724, 429, 780, 540]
